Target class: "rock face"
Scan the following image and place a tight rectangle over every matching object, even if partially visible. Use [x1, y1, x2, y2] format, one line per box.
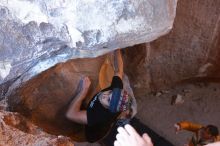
[7, 55, 106, 141]
[0, 0, 177, 92]
[123, 0, 220, 95]
[0, 110, 74, 146]
[7, 53, 137, 142]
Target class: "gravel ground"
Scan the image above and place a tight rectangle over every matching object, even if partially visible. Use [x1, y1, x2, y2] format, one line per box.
[136, 81, 220, 146]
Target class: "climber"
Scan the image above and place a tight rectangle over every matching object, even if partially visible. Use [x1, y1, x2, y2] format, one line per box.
[174, 121, 220, 146]
[66, 49, 134, 142]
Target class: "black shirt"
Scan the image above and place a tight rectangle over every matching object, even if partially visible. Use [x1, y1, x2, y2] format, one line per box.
[85, 76, 123, 142]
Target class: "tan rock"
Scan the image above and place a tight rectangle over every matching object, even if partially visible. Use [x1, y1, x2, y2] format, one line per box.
[7, 55, 106, 141]
[0, 110, 74, 146]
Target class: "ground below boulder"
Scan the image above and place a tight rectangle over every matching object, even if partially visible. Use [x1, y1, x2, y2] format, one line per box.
[0, 110, 74, 146]
[136, 79, 220, 146]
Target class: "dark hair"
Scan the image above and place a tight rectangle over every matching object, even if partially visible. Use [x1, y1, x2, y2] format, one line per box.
[206, 125, 219, 136]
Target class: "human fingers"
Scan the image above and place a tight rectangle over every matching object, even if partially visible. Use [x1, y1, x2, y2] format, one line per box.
[142, 133, 153, 146]
[82, 77, 91, 87]
[124, 124, 140, 138]
[174, 124, 180, 134]
[116, 132, 128, 144]
[117, 126, 130, 139]
[205, 142, 220, 146]
[84, 76, 91, 83]
[115, 133, 130, 146]
[114, 140, 121, 146]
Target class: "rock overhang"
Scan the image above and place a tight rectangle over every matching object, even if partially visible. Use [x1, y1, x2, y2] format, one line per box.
[0, 0, 177, 94]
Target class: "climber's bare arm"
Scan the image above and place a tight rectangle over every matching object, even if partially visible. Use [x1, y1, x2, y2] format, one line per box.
[114, 49, 124, 79]
[66, 77, 91, 124]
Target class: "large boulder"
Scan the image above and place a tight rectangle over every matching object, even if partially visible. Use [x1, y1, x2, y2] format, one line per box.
[0, 0, 177, 97]
[7, 55, 106, 141]
[123, 0, 220, 95]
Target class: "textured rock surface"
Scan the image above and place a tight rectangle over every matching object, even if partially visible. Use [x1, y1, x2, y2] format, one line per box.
[0, 110, 74, 146]
[6, 53, 136, 142]
[7, 55, 106, 141]
[0, 0, 177, 91]
[123, 0, 220, 94]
